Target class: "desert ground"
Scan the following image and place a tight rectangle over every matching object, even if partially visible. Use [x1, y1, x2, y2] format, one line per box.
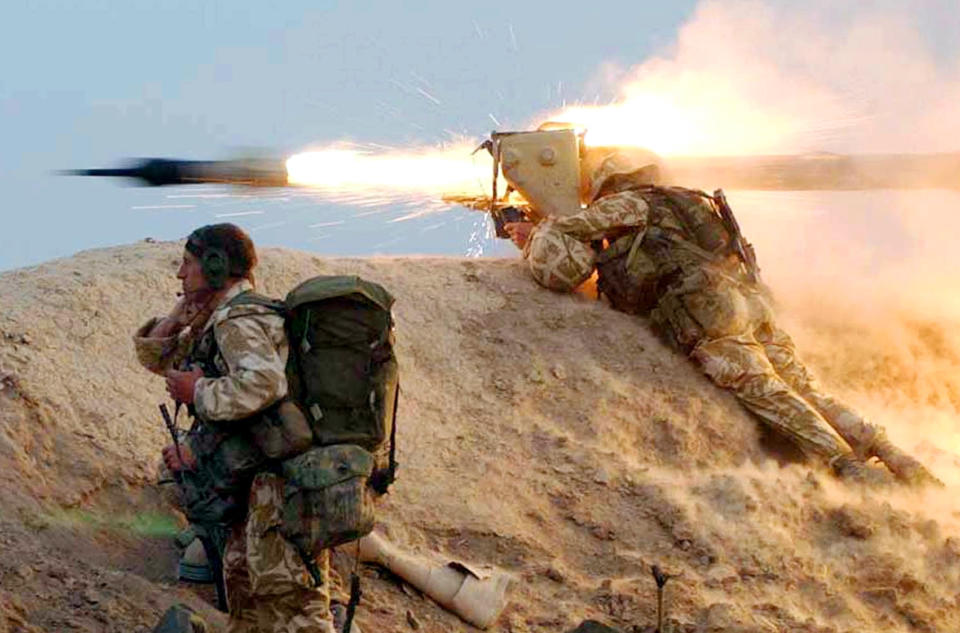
[1, 241, 958, 632]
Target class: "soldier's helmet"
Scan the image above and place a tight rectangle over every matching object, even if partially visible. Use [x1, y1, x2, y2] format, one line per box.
[581, 146, 663, 204]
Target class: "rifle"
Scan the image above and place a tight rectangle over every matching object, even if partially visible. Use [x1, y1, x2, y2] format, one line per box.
[159, 403, 184, 471]
[441, 194, 530, 239]
[712, 189, 761, 284]
[159, 403, 229, 613]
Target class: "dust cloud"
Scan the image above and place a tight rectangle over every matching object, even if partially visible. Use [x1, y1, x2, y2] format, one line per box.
[568, 0, 960, 529]
[553, 0, 960, 156]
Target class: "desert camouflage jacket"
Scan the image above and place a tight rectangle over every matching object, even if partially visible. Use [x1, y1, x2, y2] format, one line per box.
[524, 187, 735, 294]
[133, 281, 289, 422]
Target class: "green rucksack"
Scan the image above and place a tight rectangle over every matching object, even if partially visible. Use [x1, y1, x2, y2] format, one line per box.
[280, 275, 399, 554]
[283, 275, 399, 463]
[223, 274, 399, 478]
[238, 275, 399, 555]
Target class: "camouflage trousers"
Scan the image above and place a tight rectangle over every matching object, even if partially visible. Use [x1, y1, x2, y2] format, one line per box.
[651, 268, 885, 462]
[223, 473, 341, 633]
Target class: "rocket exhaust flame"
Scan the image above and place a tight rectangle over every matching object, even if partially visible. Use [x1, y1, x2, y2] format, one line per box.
[285, 144, 491, 200]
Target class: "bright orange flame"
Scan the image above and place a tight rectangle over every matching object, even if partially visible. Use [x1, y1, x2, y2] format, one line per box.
[547, 76, 851, 156]
[286, 143, 492, 200]
[541, 11, 860, 159]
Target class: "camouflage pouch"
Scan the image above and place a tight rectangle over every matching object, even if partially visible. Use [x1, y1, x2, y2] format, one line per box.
[651, 292, 704, 353]
[179, 424, 266, 526]
[279, 444, 376, 556]
[248, 400, 314, 460]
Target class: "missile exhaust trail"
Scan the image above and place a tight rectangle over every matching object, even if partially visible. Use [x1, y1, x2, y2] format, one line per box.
[64, 152, 960, 191]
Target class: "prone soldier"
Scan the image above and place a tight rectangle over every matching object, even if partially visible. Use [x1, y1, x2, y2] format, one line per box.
[499, 138, 938, 486]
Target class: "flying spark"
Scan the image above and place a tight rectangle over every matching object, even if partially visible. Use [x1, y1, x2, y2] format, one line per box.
[415, 87, 442, 106]
[131, 204, 195, 210]
[214, 211, 265, 218]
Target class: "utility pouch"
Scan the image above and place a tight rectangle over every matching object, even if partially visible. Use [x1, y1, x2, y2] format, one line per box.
[651, 292, 704, 353]
[178, 468, 245, 527]
[249, 400, 314, 460]
[279, 444, 376, 556]
[180, 424, 265, 526]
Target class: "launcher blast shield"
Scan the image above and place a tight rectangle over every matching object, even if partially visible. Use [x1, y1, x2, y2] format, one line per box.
[448, 127, 584, 239]
[64, 157, 288, 187]
[487, 128, 583, 220]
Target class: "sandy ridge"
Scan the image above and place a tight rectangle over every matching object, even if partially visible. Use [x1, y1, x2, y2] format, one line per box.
[0, 241, 958, 632]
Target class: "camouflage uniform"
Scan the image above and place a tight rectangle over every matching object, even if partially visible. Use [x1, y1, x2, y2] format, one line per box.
[524, 179, 934, 483]
[135, 281, 338, 632]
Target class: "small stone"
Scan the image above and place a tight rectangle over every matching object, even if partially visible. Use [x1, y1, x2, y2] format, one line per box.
[47, 567, 67, 581]
[591, 525, 615, 541]
[544, 566, 565, 583]
[551, 365, 566, 379]
[405, 609, 421, 630]
[82, 589, 101, 604]
[830, 505, 875, 540]
[527, 369, 544, 384]
[702, 603, 740, 629]
[593, 469, 611, 485]
[18, 334, 31, 345]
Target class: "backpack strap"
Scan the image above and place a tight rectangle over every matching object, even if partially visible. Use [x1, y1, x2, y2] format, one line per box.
[225, 290, 286, 313]
[368, 382, 399, 495]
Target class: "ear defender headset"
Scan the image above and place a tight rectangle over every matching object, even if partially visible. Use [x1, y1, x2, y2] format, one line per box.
[186, 227, 232, 290]
[200, 247, 230, 290]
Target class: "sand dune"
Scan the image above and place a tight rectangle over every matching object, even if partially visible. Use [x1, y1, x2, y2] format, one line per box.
[1, 241, 958, 632]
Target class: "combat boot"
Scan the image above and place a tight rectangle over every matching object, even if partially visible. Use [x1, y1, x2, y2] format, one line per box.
[868, 436, 943, 487]
[178, 537, 214, 583]
[829, 453, 894, 486]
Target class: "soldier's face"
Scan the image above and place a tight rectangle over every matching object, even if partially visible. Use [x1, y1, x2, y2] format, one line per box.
[177, 250, 210, 296]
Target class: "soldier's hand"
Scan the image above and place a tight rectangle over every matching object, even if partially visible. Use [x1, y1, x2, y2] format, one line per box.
[165, 367, 204, 404]
[170, 295, 210, 327]
[504, 221, 534, 249]
[162, 443, 197, 472]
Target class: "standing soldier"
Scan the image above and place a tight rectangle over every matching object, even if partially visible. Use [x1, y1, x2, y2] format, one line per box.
[133, 224, 344, 633]
[505, 149, 938, 486]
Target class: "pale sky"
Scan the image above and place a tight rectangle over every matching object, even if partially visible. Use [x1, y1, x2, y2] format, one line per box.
[2, 1, 958, 273]
[0, 1, 696, 271]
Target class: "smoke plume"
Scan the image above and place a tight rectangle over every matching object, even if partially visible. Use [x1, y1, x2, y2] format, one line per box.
[552, 0, 960, 511]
